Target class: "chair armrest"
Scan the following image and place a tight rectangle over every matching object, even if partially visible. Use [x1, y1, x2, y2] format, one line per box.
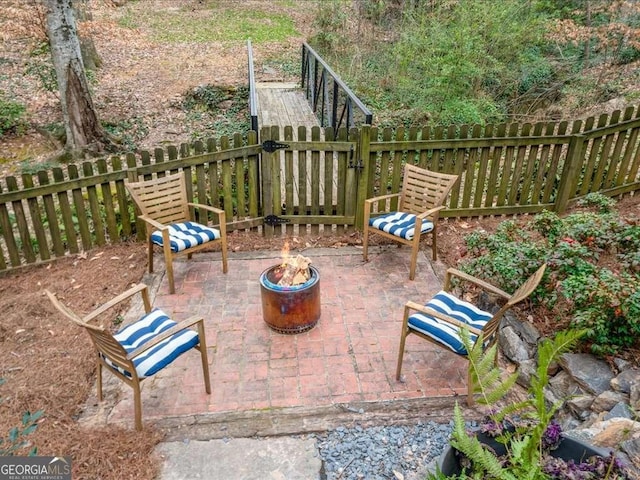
[83, 284, 148, 323]
[405, 300, 483, 335]
[187, 203, 226, 227]
[416, 205, 445, 220]
[187, 202, 225, 216]
[444, 268, 511, 299]
[126, 315, 204, 360]
[364, 193, 401, 207]
[138, 215, 167, 231]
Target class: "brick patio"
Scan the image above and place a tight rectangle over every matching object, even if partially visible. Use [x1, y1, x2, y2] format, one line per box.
[108, 246, 468, 429]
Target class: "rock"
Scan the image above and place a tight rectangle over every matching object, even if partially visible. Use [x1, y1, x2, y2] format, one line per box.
[499, 326, 531, 364]
[632, 382, 640, 406]
[516, 359, 537, 388]
[621, 438, 640, 468]
[544, 386, 562, 409]
[566, 394, 595, 419]
[604, 402, 635, 421]
[576, 418, 640, 448]
[559, 353, 614, 396]
[476, 292, 502, 315]
[501, 314, 540, 347]
[611, 368, 640, 394]
[614, 357, 633, 372]
[592, 390, 628, 413]
[556, 408, 587, 430]
[549, 370, 585, 399]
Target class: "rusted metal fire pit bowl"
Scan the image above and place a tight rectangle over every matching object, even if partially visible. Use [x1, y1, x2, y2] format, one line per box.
[259, 265, 321, 334]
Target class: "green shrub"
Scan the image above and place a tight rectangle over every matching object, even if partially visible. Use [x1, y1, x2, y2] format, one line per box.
[617, 224, 640, 272]
[576, 192, 617, 214]
[459, 198, 640, 355]
[462, 221, 547, 296]
[0, 94, 26, 137]
[562, 269, 640, 355]
[530, 210, 565, 244]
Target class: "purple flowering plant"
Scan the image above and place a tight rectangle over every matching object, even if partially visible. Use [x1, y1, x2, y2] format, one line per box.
[428, 328, 629, 479]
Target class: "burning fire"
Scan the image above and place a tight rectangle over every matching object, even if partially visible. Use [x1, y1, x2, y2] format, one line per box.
[274, 241, 312, 286]
[280, 241, 291, 267]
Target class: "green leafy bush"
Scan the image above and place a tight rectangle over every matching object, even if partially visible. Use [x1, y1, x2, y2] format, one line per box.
[462, 221, 546, 295]
[562, 270, 640, 355]
[459, 199, 640, 354]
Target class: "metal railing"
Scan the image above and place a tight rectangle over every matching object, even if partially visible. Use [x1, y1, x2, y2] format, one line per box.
[301, 42, 373, 130]
[247, 40, 259, 135]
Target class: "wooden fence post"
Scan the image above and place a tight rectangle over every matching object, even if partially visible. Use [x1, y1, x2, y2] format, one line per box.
[260, 126, 274, 238]
[555, 134, 586, 214]
[355, 124, 371, 230]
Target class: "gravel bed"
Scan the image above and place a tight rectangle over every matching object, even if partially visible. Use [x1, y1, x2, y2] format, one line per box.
[313, 421, 460, 480]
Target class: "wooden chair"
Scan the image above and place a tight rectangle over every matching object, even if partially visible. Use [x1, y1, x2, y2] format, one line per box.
[362, 165, 459, 280]
[126, 172, 228, 294]
[396, 264, 546, 406]
[45, 284, 211, 431]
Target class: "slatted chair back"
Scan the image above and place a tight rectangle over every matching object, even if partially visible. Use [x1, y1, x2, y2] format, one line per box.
[466, 264, 547, 345]
[126, 172, 190, 225]
[45, 291, 136, 379]
[399, 164, 459, 215]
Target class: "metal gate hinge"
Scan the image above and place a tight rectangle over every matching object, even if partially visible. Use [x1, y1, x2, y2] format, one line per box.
[262, 140, 290, 153]
[264, 215, 290, 226]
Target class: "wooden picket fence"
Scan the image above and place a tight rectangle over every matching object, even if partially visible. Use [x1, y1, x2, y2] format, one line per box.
[0, 106, 639, 272]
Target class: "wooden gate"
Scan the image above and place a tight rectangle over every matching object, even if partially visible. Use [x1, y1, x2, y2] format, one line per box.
[259, 125, 360, 237]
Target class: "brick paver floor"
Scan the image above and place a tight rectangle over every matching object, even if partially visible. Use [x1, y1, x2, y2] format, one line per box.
[108, 246, 468, 426]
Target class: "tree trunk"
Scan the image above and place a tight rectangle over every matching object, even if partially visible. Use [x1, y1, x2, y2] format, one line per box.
[44, 0, 110, 157]
[73, 0, 103, 70]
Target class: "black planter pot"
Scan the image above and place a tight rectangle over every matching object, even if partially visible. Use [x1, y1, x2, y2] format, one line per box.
[437, 433, 611, 476]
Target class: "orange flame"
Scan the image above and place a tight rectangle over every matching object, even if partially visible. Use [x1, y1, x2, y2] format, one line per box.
[280, 241, 290, 266]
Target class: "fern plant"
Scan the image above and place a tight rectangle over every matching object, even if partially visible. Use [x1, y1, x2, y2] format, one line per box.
[427, 328, 628, 479]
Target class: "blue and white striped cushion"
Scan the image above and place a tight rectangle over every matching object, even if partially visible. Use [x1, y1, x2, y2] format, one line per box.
[151, 222, 220, 253]
[369, 212, 434, 240]
[105, 308, 200, 379]
[407, 291, 493, 355]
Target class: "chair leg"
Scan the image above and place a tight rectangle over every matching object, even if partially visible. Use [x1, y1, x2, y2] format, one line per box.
[147, 239, 154, 273]
[362, 226, 370, 262]
[197, 321, 211, 394]
[220, 238, 228, 274]
[395, 306, 411, 380]
[431, 228, 438, 261]
[409, 237, 420, 280]
[162, 241, 175, 293]
[97, 362, 103, 401]
[133, 380, 143, 431]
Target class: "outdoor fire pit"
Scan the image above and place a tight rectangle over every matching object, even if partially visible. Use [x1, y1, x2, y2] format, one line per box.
[259, 252, 321, 334]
